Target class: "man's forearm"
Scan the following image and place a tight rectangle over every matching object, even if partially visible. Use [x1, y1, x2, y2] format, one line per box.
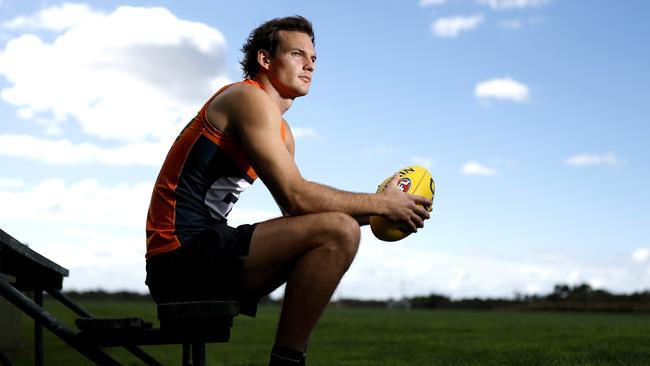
[283, 179, 385, 218]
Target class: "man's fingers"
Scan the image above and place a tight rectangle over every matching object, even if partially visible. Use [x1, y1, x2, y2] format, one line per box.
[403, 217, 418, 232]
[412, 194, 432, 207]
[410, 195, 432, 218]
[414, 205, 430, 220]
[403, 213, 424, 233]
[413, 213, 424, 229]
[388, 173, 401, 187]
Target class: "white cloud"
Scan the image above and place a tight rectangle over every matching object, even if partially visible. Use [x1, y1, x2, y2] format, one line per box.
[461, 161, 497, 176]
[336, 230, 648, 299]
[0, 177, 24, 189]
[39, 233, 149, 292]
[632, 248, 650, 264]
[498, 19, 522, 29]
[564, 152, 624, 168]
[0, 5, 229, 143]
[2, 3, 101, 31]
[227, 208, 281, 227]
[0, 178, 153, 228]
[478, 0, 550, 10]
[16, 107, 34, 119]
[420, 0, 446, 7]
[431, 15, 484, 38]
[475, 77, 530, 102]
[291, 127, 323, 140]
[0, 134, 169, 166]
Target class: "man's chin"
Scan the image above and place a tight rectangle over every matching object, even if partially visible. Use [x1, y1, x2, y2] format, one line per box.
[292, 89, 310, 99]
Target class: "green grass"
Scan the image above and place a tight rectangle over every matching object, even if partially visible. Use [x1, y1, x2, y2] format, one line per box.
[4, 299, 650, 365]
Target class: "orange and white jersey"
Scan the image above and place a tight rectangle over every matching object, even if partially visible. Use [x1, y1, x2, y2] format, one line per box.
[146, 79, 286, 259]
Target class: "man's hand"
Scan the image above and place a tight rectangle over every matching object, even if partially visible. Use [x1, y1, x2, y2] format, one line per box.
[378, 174, 432, 233]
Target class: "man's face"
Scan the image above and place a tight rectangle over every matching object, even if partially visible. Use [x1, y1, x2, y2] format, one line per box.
[266, 30, 316, 99]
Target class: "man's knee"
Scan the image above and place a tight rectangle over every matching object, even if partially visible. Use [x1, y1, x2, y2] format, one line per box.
[320, 212, 360, 262]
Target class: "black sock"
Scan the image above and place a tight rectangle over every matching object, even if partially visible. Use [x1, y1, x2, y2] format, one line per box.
[268, 345, 306, 366]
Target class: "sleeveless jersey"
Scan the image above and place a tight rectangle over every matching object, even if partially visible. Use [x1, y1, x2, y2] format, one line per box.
[145, 79, 286, 259]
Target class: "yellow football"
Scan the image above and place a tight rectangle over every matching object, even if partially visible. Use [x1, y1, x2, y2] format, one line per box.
[370, 166, 435, 242]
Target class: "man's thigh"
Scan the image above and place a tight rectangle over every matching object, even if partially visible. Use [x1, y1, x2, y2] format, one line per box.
[239, 212, 358, 296]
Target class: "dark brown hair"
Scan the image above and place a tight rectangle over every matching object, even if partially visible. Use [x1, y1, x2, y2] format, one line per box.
[240, 16, 315, 78]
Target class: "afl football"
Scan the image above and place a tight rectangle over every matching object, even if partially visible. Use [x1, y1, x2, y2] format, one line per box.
[370, 166, 435, 242]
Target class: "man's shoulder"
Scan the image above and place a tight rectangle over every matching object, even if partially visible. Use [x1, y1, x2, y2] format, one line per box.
[221, 81, 267, 102]
[211, 81, 278, 126]
[214, 82, 271, 113]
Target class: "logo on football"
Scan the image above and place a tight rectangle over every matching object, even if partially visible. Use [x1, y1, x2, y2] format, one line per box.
[398, 178, 412, 193]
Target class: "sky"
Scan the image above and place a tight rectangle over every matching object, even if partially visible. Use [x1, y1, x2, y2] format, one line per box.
[0, 0, 649, 300]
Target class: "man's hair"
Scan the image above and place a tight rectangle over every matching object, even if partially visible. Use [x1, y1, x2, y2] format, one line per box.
[240, 16, 314, 79]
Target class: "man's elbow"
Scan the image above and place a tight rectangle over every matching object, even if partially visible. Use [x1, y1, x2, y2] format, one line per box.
[281, 187, 312, 216]
[282, 200, 309, 216]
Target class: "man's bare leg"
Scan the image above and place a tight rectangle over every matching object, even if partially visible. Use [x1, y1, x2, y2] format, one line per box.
[240, 211, 361, 351]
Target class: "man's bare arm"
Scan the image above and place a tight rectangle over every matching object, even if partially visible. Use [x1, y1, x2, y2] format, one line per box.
[226, 85, 430, 231]
[276, 119, 295, 217]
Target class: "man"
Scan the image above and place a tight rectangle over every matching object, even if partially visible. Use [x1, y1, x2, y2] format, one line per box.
[145, 16, 431, 365]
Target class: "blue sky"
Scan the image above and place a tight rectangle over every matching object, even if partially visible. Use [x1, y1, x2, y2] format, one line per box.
[0, 0, 648, 299]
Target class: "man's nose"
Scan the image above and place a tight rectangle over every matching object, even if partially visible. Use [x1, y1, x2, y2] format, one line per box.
[304, 59, 314, 72]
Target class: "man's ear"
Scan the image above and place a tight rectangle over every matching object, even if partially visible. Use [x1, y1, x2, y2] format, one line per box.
[257, 49, 271, 72]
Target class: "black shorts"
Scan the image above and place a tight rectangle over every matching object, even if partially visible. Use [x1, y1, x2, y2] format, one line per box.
[145, 223, 259, 317]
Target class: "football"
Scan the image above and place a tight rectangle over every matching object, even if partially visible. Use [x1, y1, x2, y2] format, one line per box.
[370, 166, 435, 242]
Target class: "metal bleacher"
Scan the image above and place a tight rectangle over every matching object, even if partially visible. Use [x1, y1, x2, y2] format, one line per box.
[0, 227, 238, 366]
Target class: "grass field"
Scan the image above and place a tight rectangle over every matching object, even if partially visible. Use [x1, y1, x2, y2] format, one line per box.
[4, 298, 650, 365]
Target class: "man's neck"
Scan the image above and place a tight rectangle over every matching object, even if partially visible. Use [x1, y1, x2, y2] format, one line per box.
[253, 76, 293, 115]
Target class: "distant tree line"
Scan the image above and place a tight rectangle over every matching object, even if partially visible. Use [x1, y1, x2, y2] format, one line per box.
[402, 284, 650, 312]
[60, 290, 153, 302]
[58, 284, 650, 312]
